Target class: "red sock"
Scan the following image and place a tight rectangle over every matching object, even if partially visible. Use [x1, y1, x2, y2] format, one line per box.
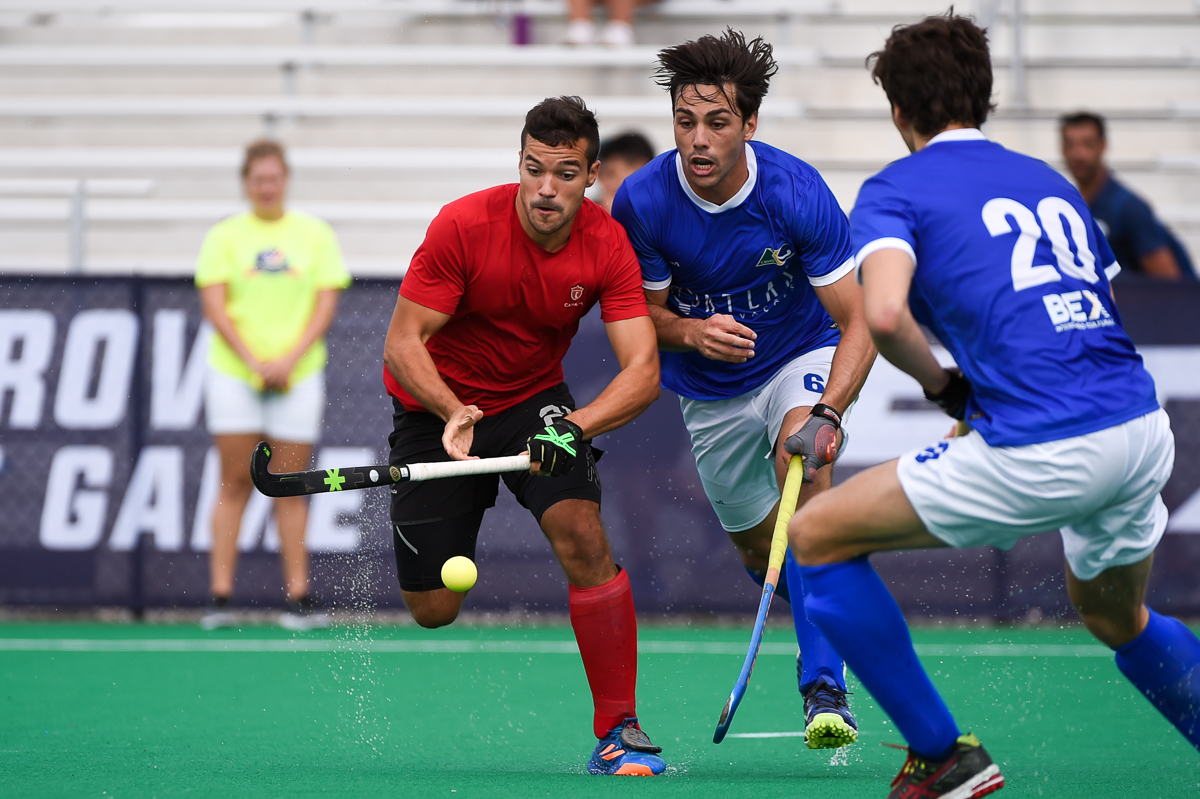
[569, 567, 638, 739]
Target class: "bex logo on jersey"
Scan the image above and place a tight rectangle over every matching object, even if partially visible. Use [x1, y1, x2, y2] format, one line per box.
[1042, 289, 1114, 333]
[755, 244, 795, 268]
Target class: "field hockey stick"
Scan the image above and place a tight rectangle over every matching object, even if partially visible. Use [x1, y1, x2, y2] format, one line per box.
[713, 453, 806, 744]
[249, 440, 531, 498]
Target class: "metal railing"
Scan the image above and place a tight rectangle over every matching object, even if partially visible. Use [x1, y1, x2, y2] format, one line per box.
[0, 179, 153, 271]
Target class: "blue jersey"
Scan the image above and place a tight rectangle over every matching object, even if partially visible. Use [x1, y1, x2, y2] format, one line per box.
[612, 141, 854, 401]
[850, 128, 1159, 447]
[1091, 174, 1196, 281]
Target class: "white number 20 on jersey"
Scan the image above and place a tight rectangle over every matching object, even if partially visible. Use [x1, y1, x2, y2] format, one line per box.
[982, 197, 1100, 291]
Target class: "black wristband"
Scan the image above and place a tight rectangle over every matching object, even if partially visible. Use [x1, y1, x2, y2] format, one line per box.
[924, 369, 971, 420]
[810, 403, 842, 429]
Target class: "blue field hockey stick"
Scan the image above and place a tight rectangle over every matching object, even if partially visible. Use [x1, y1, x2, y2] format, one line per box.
[713, 454, 805, 743]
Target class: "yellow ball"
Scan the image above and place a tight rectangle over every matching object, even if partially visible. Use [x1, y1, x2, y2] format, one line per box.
[441, 556, 477, 593]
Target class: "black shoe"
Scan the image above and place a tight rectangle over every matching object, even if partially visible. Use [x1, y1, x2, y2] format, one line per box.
[888, 734, 1004, 799]
[280, 595, 329, 631]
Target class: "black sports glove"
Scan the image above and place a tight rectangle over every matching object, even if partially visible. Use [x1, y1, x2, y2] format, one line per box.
[527, 418, 585, 477]
[925, 368, 971, 420]
[783, 403, 842, 483]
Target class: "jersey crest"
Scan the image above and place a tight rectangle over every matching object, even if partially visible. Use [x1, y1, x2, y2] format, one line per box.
[755, 244, 795, 268]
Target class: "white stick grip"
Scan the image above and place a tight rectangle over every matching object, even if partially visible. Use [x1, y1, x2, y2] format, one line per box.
[404, 453, 531, 482]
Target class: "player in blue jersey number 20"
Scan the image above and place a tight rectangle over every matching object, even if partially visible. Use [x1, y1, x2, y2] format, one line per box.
[612, 30, 878, 749]
[785, 13, 1200, 799]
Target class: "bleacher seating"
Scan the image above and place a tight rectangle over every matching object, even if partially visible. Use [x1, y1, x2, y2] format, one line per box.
[0, 0, 1196, 275]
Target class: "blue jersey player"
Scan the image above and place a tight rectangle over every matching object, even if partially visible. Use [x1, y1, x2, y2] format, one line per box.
[785, 14, 1200, 798]
[612, 30, 878, 749]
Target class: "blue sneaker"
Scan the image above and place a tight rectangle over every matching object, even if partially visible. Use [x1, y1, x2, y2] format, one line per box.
[587, 717, 666, 776]
[803, 677, 858, 749]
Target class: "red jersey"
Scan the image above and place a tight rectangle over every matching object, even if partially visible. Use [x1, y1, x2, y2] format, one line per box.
[384, 184, 648, 414]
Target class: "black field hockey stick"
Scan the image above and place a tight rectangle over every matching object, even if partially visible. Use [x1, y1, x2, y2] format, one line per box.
[249, 441, 531, 498]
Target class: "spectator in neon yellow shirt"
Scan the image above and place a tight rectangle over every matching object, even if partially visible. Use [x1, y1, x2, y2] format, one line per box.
[195, 140, 351, 630]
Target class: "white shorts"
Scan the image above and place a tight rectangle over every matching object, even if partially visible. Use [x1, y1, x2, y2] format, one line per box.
[680, 347, 851, 532]
[203, 368, 325, 444]
[896, 408, 1174, 582]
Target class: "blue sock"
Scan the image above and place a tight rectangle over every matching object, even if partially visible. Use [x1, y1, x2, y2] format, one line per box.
[800, 557, 960, 760]
[784, 550, 846, 691]
[743, 557, 846, 691]
[1114, 609, 1200, 750]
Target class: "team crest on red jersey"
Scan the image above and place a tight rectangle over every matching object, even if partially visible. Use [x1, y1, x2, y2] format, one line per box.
[570, 284, 584, 301]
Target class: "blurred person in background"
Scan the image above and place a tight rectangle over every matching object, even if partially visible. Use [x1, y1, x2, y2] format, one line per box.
[564, 0, 659, 47]
[1060, 112, 1196, 281]
[195, 140, 352, 631]
[596, 132, 655, 214]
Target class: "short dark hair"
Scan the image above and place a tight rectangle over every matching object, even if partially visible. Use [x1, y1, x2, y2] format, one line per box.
[654, 28, 778, 121]
[520, 96, 601, 166]
[599, 132, 655, 166]
[241, 139, 288, 178]
[1059, 111, 1106, 141]
[868, 12, 995, 137]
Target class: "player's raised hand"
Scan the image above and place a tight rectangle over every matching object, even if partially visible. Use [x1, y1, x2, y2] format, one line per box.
[443, 405, 484, 461]
[527, 418, 584, 477]
[689, 314, 757, 363]
[783, 404, 842, 483]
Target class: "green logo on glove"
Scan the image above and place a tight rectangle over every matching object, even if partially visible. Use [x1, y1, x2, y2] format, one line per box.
[533, 425, 577, 457]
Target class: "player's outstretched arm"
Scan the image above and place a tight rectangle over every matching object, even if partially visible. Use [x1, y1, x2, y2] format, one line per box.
[566, 315, 660, 439]
[383, 294, 481, 460]
[811, 273, 878, 414]
[644, 287, 757, 363]
[859, 249, 951, 396]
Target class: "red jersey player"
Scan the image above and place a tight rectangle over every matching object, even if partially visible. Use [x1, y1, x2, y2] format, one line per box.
[382, 96, 666, 776]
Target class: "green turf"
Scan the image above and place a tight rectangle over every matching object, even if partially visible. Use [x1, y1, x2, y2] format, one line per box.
[1, 621, 1197, 798]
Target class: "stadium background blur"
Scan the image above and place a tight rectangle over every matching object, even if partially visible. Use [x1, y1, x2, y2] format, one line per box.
[1, 0, 1199, 622]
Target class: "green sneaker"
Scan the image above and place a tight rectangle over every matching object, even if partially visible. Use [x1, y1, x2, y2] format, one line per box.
[803, 678, 858, 749]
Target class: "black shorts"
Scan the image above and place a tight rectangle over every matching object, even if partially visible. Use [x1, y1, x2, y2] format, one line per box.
[388, 383, 602, 592]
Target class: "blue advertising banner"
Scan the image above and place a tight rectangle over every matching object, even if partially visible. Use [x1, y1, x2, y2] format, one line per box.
[1, 277, 1198, 618]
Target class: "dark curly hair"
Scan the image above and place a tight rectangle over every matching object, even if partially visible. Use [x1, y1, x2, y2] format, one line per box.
[868, 12, 995, 136]
[654, 28, 778, 121]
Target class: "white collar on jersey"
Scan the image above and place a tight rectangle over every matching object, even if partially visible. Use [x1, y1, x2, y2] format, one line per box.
[675, 142, 757, 214]
[925, 127, 988, 146]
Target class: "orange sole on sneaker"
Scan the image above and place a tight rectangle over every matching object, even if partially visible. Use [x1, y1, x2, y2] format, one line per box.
[612, 763, 657, 776]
